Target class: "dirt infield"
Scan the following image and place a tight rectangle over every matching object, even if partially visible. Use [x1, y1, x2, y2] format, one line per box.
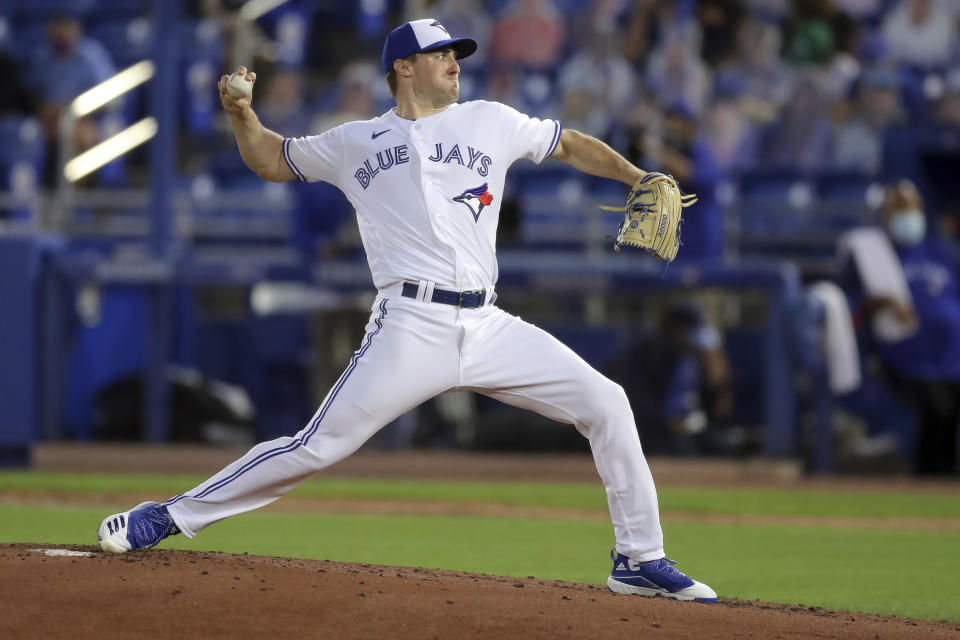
[1, 544, 956, 640]
[10, 444, 960, 638]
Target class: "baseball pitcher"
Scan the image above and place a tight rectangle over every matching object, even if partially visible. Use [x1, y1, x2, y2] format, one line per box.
[97, 18, 714, 603]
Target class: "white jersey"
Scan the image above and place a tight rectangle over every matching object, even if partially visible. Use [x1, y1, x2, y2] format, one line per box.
[282, 100, 562, 291]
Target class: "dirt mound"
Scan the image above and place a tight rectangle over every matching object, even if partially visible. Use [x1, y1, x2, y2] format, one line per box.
[1, 544, 956, 639]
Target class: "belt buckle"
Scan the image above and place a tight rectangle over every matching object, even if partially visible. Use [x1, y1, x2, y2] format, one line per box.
[459, 289, 481, 308]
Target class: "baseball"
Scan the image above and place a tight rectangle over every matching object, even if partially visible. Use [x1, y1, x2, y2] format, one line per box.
[226, 71, 253, 99]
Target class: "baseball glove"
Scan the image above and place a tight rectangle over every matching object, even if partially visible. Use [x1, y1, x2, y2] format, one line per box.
[601, 172, 697, 261]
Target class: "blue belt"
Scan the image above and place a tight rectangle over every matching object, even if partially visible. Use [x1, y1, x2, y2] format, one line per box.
[401, 282, 486, 308]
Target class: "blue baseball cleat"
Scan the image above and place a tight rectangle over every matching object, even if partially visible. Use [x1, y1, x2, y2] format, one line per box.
[97, 501, 181, 553]
[607, 549, 717, 602]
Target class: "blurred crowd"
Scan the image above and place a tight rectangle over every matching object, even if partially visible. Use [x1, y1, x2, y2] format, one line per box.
[2, 0, 960, 250]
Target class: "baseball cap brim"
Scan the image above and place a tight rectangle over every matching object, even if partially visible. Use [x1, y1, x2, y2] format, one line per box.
[423, 37, 477, 61]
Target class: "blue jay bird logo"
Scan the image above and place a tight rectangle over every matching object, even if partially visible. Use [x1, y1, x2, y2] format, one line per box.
[430, 21, 451, 37]
[453, 183, 495, 222]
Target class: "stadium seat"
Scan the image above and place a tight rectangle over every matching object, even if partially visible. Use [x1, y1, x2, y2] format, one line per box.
[10, 19, 47, 63]
[87, 0, 148, 21]
[88, 17, 152, 69]
[816, 171, 880, 230]
[735, 170, 815, 233]
[730, 170, 856, 275]
[517, 165, 587, 245]
[17, 0, 95, 20]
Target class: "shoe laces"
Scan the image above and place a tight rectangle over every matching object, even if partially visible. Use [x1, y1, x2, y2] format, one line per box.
[650, 558, 685, 578]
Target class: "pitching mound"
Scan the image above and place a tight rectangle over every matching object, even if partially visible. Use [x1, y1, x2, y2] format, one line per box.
[0, 543, 955, 639]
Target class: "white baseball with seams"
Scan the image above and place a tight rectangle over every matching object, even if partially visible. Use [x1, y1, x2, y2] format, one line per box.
[165, 38, 665, 563]
[226, 72, 253, 99]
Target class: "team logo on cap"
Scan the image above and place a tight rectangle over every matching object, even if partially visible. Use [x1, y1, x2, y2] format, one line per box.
[430, 21, 450, 37]
[453, 183, 495, 222]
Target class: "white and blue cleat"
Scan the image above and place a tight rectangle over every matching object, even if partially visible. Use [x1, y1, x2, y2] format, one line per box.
[607, 550, 717, 602]
[97, 501, 181, 553]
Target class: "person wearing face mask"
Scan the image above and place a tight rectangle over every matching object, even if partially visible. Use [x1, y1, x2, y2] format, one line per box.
[24, 11, 117, 186]
[845, 179, 960, 475]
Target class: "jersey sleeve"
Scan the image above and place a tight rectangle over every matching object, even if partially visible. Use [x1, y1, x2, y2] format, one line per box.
[492, 102, 563, 165]
[282, 127, 344, 184]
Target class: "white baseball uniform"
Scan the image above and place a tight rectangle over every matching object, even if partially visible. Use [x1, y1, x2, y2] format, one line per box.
[165, 100, 665, 562]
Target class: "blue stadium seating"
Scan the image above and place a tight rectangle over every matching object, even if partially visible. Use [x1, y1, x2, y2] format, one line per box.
[16, 0, 96, 20]
[9, 19, 46, 62]
[730, 169, 877, 275]
[87, 0, 148, 20]
[816, 171, 879, 229]
[88, 17, 152, 69]
[516, 165, 587, 245]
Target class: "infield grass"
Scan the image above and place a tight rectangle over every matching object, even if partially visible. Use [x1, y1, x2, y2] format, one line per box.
[2, 471, 960, 519]
[2, 471, 960, 622]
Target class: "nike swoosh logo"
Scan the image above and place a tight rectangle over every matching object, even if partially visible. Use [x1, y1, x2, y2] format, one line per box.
[372, 129, 390, 139]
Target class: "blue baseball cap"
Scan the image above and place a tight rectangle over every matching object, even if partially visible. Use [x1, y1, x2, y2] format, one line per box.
[381, 18, 477, 74]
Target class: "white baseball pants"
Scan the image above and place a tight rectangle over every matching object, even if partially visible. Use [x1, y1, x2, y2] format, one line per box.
[165, 291, 665, 561]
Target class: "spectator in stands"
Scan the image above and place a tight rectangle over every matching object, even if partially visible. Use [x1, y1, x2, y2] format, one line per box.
[256, 69, 310, 136]
[623, 0, 664, 67]
[695, 0, 744, 67]
[490, 0, 565, 72]
[648, 100, 724, 262]
[309, 61, 381, 132]
[817, 11, 863, 105]
[623, 0, 704, 68]
[756, 72, 833, 171]
[702, 74, 760, 172]
[606, 301, 736, 456]
[432, 0, 493, 65]
[832, 67, 905, 174]
[845, 179, 960, 474]
[24, 11, 117, 185]
[558, 26, 635, 138]
[881, 0, 957, 68]
[486, 68, 532, 115]
[716, 17, 793, 128]
[644, 25, 711, 117]
[784, 0, 836, 67]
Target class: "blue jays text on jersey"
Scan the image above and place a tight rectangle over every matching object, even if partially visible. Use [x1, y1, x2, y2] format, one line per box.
[354, 142, 493, 189]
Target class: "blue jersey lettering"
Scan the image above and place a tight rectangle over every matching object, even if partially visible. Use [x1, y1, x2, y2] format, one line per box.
[376, 148, 394, 171]
[466, 146, 484, 169]
[355, 167, 371, 189]
[478, 155, 493, 177]
[443, 144, 464, 165]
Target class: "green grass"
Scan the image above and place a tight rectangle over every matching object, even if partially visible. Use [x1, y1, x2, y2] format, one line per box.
[1, 503, 959, 622]
[2, 471, 960, 519]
